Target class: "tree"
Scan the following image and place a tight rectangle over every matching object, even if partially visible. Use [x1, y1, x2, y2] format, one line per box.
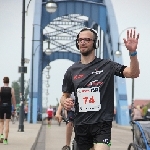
[24, 82, 29, 101]
[11, 81, 20, 104]
[147, 102, 150, 108]
[11, 78, 29, 104]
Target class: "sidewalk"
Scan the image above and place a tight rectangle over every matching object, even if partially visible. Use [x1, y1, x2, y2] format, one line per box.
[0, 120, 132, 150]
[45, 120, 132, 150]
[112, 121, 132, 131]
[0, 121, 41, 150]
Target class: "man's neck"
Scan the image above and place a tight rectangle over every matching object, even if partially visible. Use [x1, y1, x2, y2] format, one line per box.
[4, 84, 8, 87]
[80, 52, 95, 64]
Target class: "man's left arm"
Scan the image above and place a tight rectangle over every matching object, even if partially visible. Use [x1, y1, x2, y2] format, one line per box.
[123, 55, 140, 78]
[123, 29, 140, 78]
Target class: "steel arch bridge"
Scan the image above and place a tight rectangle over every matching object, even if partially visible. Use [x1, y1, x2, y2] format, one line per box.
[28, 0, 129, 125]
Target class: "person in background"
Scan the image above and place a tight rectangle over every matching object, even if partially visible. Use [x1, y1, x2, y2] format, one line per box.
[0, 77, 16, 145]
[113, 108, 116, 121]
[24, 104, 28, 121]
[53, 107, 56, 118]
[131, 105, 143, 121]
[16, 106, 19, 120]
[11, 104, 15, 124]
[47, 105, 53, 127]
[56, 93, 75, 150]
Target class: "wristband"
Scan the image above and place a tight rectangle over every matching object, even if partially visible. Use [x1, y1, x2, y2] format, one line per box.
[129, 51, 137, 56]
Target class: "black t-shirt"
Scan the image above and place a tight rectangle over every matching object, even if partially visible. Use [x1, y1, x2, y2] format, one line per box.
[62, 57, 126, 125]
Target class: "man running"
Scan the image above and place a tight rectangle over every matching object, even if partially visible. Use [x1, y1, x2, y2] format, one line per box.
[56, 93, 75, 150]
[61, 28, 140, 150]
[47, 105, 53, 127]
[0, 77, 16, 144]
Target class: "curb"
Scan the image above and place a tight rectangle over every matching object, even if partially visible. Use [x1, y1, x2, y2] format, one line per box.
[31, 123, 43, 150]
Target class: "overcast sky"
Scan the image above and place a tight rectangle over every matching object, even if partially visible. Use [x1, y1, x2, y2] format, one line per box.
[0, 0, 34, 84]
[0, 0, 150, 106]
[112, 0, 150, 104]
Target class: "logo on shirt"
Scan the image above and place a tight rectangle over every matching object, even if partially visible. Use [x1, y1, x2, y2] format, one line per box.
[73, 74, 84, 80]
[87, 80, 103, 87]
[92, 69, 103, 74]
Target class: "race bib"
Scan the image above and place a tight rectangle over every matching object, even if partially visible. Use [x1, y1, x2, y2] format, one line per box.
[77, 87, 101, 112]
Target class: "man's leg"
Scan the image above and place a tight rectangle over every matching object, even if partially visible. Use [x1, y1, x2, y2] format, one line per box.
[3, 110, 11, 145]
[4, 119, 10, 140]
[49, 118, 52, 126]
[0, 119, 4, 134]
[0, 119, 4, 142]
[92, 122, 112, 150]
[66, 122, 73, 146]
[94, 144, 110, 150]
[0, 108, 5, 143]
[74, 125, 93, 150]
[47, 117, 50, 126]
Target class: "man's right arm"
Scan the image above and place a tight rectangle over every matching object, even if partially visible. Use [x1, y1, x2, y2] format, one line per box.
[11, 88, 16, 110]
[60, 93, 71, 106]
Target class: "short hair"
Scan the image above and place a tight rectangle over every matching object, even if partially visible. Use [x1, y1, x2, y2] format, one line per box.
[3, 77, 9, 83]
[77, 28, 97, 41]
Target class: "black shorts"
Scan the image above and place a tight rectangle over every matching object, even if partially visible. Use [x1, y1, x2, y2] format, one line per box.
[0, 105, 11, 119]
[47, 117, 52, 121]
[74, 121, 112, 150]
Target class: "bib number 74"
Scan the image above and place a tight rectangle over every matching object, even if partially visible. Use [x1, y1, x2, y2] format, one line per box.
[77, 87, 101, 112]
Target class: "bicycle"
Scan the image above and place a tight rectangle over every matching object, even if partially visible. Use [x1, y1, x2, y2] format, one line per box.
[127, 118, 150, 150]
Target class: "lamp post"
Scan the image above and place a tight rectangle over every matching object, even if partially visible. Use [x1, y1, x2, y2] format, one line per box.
[45, 41, 52, 55]
[131, 77, 135, 113]
[46, 0, 57, 13]
[29, 24, 48, 123]
[18, 0, 26, 132]
[115, 27, 136, 115]
[45, 65, 51, 120]
[30, 41, 52, 123]
[30, 0, 57, 123]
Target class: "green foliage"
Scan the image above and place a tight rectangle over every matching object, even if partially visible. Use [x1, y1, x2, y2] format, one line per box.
[11, 81, 20, 104]
[11, 77, 29, 104]
[147, 102, 150, 109]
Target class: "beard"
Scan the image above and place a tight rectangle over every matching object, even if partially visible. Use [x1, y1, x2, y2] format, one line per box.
[80, 48, 93, 56]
